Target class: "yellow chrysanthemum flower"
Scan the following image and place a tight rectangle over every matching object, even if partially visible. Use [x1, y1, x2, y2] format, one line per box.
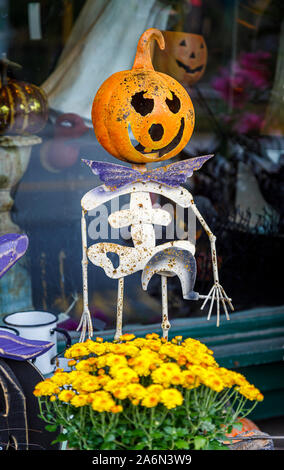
[104, 379, 129, 400]
[33, 379, 60, 397]
[64, 343, 89, 359]
[70, 394, 89, 407]
[85, 339, 107, 356]
[160, 388, 183, 409]
[141, 394, 160, 408]
[145, 384, 164, 396]
[79, 376, 101, 393]
[91, 391, 115, 412]
[110, 405, 123, 413]
[119, 333, 136, 341]
[100, 353, 128, 369]
[50, 371, 71, 386]
[151, 362, 183, 387]
[181, 370, 200, 389]
[110, 366, 138, 382]
[58, 389, 75, 402]
[34, 333, 264, 418]
[68, 359, 77, 367]
[159, 343, 180, 360]
[237, 384, 264, 401]
[75, 360, 93, 373]
[146, 333, 160, 340]
[127, 383, 146, 400]
[128, 350, 162, 377]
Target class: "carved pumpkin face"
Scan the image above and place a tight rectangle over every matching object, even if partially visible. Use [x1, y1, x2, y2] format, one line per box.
[92, 29, 195, 164]
[153, 31, 207, 87]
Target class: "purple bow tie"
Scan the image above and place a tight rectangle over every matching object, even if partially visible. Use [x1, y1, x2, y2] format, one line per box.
[82, 155, 213, 190]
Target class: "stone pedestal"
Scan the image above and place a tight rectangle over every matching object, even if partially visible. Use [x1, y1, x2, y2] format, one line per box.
[0, 135, 41, 316]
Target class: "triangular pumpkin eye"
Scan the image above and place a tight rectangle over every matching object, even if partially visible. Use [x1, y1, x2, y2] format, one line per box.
[200, 43, 204, 49]
[179, 39, 186, 46]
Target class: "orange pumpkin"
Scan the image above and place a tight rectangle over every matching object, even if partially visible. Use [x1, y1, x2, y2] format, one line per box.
[0, 56, 48, 135]
[153, 31, 208, 87]
[92, 28, 195, 164]
[224, 417, 260, 444]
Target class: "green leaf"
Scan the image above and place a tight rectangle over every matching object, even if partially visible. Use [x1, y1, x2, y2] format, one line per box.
[164, 426, 175, 435]
[53, 433, 68, 443]
[176, 428, 188, 437]
[105, 433, 116, 442]
[133, 442, 147, 450]
[208, 440, 229, 450]
[200, 419, 215, 432]
[233, 421, 243, 431]
[194, 436, 207, 450]
[45, 424, 58, 432]
[175, 439, 190, 450]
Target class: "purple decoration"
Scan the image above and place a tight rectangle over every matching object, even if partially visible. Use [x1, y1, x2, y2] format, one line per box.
[0, 233, 29, 280]
[0, 331, 53, 361]
[82, 155, 213, 190]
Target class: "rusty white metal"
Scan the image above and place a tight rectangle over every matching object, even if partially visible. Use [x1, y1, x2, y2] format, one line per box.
[108, 205, 171, 229]
[114, 277, 124, 341]
[77, 209, 93, 341]
[81, 181, 193, 212]
[88, 239, 195, 279]
[130, 192, 156, 249]
[188, 198, 234, 326]
[79, 178, 233, 341]
[161, 275, 170, 340]
[141, 247, 197, 300]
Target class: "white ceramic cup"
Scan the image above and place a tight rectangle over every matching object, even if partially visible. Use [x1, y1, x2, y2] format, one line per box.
[3, 311, 71, 375]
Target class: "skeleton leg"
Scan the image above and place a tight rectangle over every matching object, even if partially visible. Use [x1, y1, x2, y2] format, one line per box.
[161, 275, 170, 340]
[77, 209, 93, 342]
[114, 277, 124, 341]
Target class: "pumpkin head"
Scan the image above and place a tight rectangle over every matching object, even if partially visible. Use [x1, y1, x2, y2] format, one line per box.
[153, 31, 207, 87]
[92, 29, 195, 164]
[0, 55, 48, 136]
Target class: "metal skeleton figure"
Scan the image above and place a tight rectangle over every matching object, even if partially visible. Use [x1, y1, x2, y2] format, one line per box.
[77, 28, 233, 341]
[78, 157, 233, 342]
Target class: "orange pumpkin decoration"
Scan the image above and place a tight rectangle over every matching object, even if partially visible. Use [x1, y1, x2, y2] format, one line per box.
[153, 31, 208, 87]
[0, 55, 48, 135]
[224, 417, 260, 444]
[92, 28, 195, 164]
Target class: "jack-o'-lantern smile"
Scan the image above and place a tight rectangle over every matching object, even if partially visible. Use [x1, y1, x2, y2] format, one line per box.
[176, 60, 204, 75]
[92, 29, 195, 164]
[128, 117, 185, 159]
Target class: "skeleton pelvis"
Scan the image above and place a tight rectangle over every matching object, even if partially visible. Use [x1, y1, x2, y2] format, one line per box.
[87, 239, 195, 279]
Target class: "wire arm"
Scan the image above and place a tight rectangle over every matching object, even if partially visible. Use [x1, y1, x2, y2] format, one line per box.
[189, 198, 234, 326]
[77, 209, 93, 341]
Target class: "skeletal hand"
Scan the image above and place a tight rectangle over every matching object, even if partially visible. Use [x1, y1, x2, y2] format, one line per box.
[77, 309, 93, 342]
[200, 281, 234, 326]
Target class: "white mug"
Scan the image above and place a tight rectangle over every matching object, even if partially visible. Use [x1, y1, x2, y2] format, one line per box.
[3, 311, 71, 375]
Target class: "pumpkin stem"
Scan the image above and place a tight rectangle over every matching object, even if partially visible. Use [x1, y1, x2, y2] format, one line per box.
[132, 28, 165, 71]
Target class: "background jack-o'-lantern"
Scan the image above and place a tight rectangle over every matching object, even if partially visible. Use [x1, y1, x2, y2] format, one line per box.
[153, 31, 208, 87]
[92, 28, 195, 165]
